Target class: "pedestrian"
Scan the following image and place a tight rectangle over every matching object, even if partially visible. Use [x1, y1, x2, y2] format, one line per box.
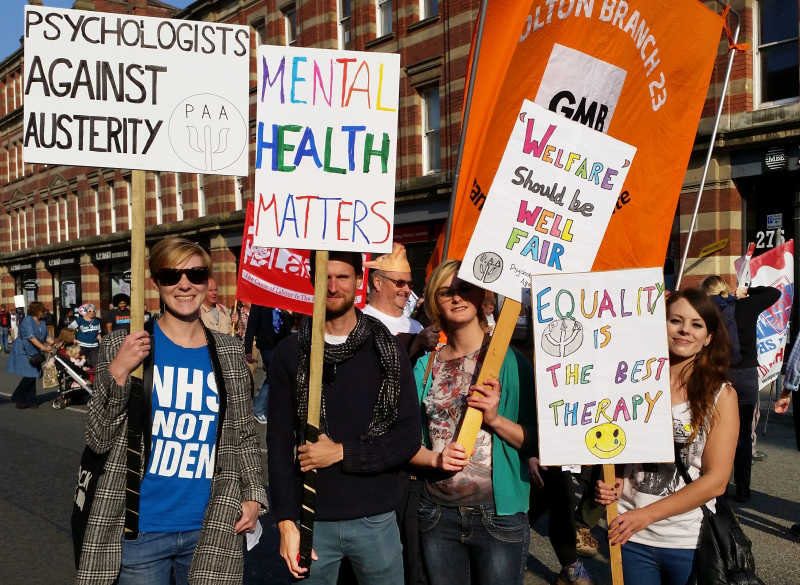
[0, 303, 11, 353]
[244, 304, 291, 424]
[483, 295, 496, 335]
[77, 237, 267, 585]
[105, 295, 131, 334]
[6, 301, 54, 409]
[409, 259, 536, 585]
[595, 289, 739, 585]
[56, 306, 75, 337]
[700, 275, 780, 502]
[143, 302, 152, 323]
[774, 338, 799, 537]
[69, 304, 102, 368]
[199, 277, 232, 333]
[268, 250, 421, 583]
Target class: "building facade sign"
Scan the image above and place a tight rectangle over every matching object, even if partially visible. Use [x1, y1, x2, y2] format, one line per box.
[9, 262, 35, 272]
[47, 257, 78, 268]
[93, 250, 131, 262]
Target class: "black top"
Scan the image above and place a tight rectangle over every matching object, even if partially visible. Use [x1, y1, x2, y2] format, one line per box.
[267, 333, 421, 522]
[243, 305, 292, 354]
[733, 286, 781, 368]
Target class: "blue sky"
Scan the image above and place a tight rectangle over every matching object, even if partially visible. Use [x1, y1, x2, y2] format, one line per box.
[0, 0, 197, 62]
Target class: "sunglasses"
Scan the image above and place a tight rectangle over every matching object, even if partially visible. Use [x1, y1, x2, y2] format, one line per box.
[435, 282, 477, 302]
[382, 275, 415, 290]
[153, 267, 210, 286]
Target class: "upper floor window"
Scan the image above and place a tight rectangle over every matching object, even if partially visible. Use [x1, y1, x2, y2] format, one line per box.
[235, 176, 244, 211]
[175, 173, 184, 221]
[422, 87, 441, 174]
[197, 174, 206, 216]
[421, 0, 438, 19]
[155, 172, 163, 224]
[284, 6, 298, 46]
[377, 0, 392, 37]
[756, 0, 799, 106]
[92, 185, 100, 235]
[339, 0, 352, 50]
[253, 20, 266, 46]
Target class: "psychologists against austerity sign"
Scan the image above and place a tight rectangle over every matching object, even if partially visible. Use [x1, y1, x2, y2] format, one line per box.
[252, 46, 400, 253]
[23, 5, 250, 176]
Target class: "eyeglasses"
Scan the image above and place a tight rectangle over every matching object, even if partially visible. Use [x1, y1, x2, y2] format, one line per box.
[153, 267, 210, 286]
[381, 275, 415, 290]
[435, 282, 477, 302]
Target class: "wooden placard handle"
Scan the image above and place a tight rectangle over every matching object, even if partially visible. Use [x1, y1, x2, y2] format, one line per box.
[130, 170, 146, 380]
[604, 463, 624, 585]
[455, 299, 521, 455]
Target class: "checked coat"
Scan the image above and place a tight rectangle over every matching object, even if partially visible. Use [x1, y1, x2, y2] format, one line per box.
[76, 327, 268, 585]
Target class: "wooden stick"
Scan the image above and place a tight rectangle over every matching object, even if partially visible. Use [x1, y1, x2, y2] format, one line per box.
[130, 170, 146, 379]
[455, 298, 521, 455]
[298, 250, 328, 574]
[603, 464, 624, 585]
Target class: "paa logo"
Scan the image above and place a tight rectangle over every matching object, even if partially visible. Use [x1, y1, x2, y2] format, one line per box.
[168, 94, 247, 172]
[473, 252, 503, 284]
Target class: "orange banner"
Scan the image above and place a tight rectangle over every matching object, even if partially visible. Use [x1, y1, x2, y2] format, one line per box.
[432, 0, 723, 274]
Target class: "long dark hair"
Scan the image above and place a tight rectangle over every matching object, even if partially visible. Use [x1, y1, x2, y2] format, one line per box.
[667, 289, 731, 441]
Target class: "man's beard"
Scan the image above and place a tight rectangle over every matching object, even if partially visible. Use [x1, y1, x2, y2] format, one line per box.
[326, 293, 355, 319]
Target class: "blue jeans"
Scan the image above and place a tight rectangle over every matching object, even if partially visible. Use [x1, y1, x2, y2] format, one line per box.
[418, 496, 530, 585]
[0, 326, 9, 351]
[253, 349, 273, 417]
[621, 541, 697, 585]
[304, 511, 404, 585]
[116, 530, 201, 585]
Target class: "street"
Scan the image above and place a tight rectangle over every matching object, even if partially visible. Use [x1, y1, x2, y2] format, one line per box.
[0, 351, 798, 584]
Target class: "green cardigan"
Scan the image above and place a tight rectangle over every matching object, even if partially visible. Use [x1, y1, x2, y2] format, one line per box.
[412, 346, 537, 516]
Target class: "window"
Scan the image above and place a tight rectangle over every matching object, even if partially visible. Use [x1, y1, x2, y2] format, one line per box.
[61, 196, 69, 241]
[45, 199, 50, 244]
[756, 0, 799, 106]
[421, 0, 438, 19]
[339, 0, 352, 49]
[253, 20, 266, 46]
[235, 176, 243, 211]
[422, 88, 441, 174]
[155, 172, 163, 224]
[377, 0, 392, 36]
[17, 143, 23, 179]
[285, 7, 297, 46]
[197, 173, 206, 216]
[175, 173, 184, 221]
[93, 185, 100, 235]
[109, 185, 117, 233]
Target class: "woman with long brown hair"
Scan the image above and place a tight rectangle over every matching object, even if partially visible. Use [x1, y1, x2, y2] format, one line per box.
[595, 289, 739, 585]
[6, 301, 54, 409]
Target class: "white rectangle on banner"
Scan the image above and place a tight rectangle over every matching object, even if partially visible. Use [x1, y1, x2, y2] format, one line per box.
[531, 268, 673, 466]
[460, 101, 636, 302]
[23, 6, 250, 175]
[252, 46, 399, 253]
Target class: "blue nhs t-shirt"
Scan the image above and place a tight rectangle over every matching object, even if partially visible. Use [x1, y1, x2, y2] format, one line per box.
[139, 323, 219, 532]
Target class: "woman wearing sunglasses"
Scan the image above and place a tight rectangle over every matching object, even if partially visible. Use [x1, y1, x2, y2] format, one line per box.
[68, 304, 102, 368]
[78, 238, 267, 585]
[409, 260, 536, 585]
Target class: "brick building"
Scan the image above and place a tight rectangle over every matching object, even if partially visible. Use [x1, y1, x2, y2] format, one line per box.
[0, 0, 473, 325]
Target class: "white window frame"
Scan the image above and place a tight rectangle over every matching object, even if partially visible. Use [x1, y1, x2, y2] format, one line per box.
[45, 199, 50, 244]
[421, 0, 438, 19]
[155, 172, 163, 224]
[285, 7, 297, 46]
[753, 2, 800, 109]
[197, 173, 205, 216]
[53, 198, 60, 242]
[125, 176, 133, 230]
[377, 0, 392, 37]
[422, 87, 441, 174]
[235, 176, 243, 211]
[253, 20, 266, 47]
[175, 173, 184, 221]
[22, 207, 28, 247]
[109, 185, 117, 233]
[338, 0, 352, 50]
[92, 185, 100, 235]
[60, 196, 68, 242]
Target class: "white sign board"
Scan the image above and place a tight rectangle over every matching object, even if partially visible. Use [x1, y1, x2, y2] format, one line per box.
[531, 268, 673, 466]
[459, 101, 636, 302]
[252, 46, 399, 253]
[23, 6, 250, 175]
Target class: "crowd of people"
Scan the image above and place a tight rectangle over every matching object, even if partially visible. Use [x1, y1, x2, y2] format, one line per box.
[1, 236, 792, 585]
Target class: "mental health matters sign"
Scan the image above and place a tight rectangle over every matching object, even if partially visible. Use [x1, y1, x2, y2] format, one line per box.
[23, 6, 250, 176]
[252, 46, 400, 253]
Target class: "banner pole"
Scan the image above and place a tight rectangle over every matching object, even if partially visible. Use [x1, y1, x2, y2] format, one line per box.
[130, 170, 146, 378]
[441, 0, 489, 260]
[676, 1, 740, 289]
[603, 464, 624, 585]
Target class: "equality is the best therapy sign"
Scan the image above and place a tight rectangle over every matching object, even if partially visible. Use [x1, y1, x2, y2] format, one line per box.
[460, 100, 636, 302]
[531, 268, 673, 466]
[252, 46, 400, 253]
[23, 6, 250, 176]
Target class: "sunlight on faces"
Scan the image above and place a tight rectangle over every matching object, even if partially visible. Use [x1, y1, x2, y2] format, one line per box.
[666, 298, 713, 361]
[326, 260, 363, 319]
[373, 270, 414, 312]
[205, 278, 219, 305]
[434, 274, 481, 328]
[153, 255, 208, 320]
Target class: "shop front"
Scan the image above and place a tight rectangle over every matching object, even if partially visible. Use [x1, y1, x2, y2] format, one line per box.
[93, 249, 131, 317]
[48, 256, 81, 329]
[9, 261, 37, 307]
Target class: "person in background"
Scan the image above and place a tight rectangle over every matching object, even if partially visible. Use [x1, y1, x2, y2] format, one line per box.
[6, 301, 53, 409]
[199, 277, 232, 334]
[244, 304, 292, 424]
[143, 303, 152, 323]
[69, 304, 103, 368]
[700, 275, 780, 502]
[10, 307, 23, 345]
[410, 259, 536, 585]
[105, 295, 132, 334]
[0, 303, 11, 353]
[596, 289, 738, 585]
[774, 338, 800, 537]
[483, 296, 496, 335]
[56, 306, 74, 337]
[78, 237, 267, 585]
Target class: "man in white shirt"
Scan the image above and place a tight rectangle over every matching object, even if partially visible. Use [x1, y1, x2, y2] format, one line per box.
[199, 277, 232, 333]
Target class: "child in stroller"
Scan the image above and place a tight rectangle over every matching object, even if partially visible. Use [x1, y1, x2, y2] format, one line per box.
[51, 340, 94, 410]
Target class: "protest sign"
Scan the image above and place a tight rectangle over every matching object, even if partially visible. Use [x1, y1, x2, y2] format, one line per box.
[531, 268, 673, 466]
[459, 101, 636, 302]
[23, 6, 250, 175]
[237, 202, 368, 314]
[252, 46, 400, 253]
[748, 241, 794, 388]
[430, 0, 722, 273]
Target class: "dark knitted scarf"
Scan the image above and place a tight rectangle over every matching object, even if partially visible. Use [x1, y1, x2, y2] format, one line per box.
[297, 308, 401, 443]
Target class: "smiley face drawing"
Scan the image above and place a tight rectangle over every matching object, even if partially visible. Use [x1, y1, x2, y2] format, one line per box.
[585, 423, 626, 459]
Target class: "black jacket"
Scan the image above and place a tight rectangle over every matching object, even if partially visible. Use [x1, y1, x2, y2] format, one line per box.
[243, 305, 292, 354]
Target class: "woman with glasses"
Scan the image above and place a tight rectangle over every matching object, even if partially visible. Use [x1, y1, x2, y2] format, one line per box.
[78, 238, 268, 585]
[409, 260, 536, 585]
[6, 301, 53, 409]
[69, 304, 102, 368]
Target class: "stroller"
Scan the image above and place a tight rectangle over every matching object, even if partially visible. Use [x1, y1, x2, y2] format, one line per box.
[51, 349, 94, 410]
